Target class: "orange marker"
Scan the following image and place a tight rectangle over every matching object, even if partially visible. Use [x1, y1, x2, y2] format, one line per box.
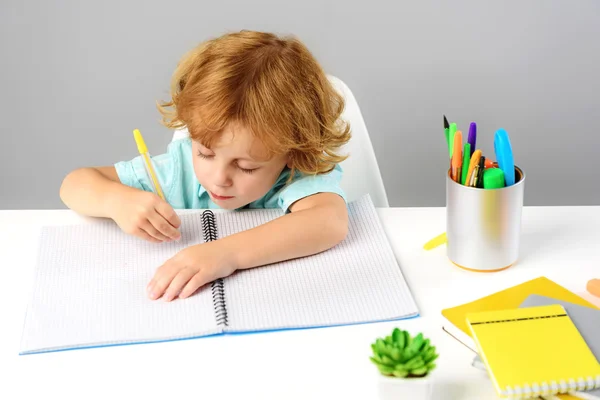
[587, 279, 600, 298]
[466, 149, 482, 187]
[451, 131, 463, 182]
[485, 158, 495, 169]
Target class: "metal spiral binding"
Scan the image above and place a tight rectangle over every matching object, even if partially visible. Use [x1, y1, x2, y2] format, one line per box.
[201, 210, 228, 327]
[212, 279, 227, 326]
[201, 210, 218, 242]
[500, 375, 600, 398]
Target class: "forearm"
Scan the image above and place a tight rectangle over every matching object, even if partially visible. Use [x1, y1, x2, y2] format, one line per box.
[59, 168, 129, 218]
[224, 203, 349, 271]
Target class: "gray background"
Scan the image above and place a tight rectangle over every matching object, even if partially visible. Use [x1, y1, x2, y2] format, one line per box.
[1, 0, 599, 209]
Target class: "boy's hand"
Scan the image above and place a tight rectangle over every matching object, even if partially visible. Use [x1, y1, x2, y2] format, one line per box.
[109, 190, 181, 243]
[146, 241, 236, 301]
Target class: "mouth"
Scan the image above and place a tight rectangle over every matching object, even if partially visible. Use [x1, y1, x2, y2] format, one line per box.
[209, 191, 235, 201]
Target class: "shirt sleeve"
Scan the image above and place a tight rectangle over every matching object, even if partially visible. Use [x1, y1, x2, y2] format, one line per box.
[114, 143, 180, 201]
[276, 164, 347, 213]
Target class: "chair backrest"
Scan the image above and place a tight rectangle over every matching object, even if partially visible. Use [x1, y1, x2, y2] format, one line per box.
[171, 75, 389, 207]
[326, 75, 389, 207]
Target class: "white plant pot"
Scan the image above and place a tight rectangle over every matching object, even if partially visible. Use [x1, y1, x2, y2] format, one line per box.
[377, 374, 433, 400]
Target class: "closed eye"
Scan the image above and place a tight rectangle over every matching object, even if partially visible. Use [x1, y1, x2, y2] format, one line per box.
[197, 150, 214, 159]
[238, 166, 257, 174]
[198, 149, 257, 174]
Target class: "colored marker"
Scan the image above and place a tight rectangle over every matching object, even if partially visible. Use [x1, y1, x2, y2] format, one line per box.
[467, 122, 477, 156]
[461, 143, 471, 185]
[451, 131, 463, 182]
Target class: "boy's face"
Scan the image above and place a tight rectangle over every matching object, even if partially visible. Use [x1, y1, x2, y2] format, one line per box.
[192, 123, 289, 210]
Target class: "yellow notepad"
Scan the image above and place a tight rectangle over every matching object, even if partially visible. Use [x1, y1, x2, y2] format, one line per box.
[443, 277, 599, 340]
[467, 304, 600, 399]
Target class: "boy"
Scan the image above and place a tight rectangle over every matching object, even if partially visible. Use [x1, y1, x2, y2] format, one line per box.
[60, 30, 351, 302]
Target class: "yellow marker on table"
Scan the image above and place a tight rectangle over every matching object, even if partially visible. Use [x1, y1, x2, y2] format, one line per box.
[133, 129, 166, 201]
[423, 232, 447, 250]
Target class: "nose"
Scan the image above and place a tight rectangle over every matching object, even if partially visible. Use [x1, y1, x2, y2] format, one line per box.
[213, 165, 232, 187]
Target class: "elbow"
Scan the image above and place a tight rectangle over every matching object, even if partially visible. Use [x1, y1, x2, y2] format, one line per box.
[59, 168, 85, 205]
[329, 209, 349, 247]
[59, 170, 75, 206]
[333, 222, 348, 246]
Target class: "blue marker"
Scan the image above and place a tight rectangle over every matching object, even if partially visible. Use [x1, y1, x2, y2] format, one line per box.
[494, 129, 515, 186]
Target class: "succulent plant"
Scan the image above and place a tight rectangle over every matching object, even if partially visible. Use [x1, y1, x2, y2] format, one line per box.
[370, 328, 438, 378]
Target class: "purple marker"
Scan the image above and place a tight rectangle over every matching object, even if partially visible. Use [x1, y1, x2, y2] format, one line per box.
[468, 122, 477, 156]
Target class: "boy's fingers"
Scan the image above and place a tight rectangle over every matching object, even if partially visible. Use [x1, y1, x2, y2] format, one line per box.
[154, 201, 181, 229]
[163, 268, 196, 302]
[179, 270, 212, 299]
[148, 212, 180, 240]
[147, 261, 181, 300]
[140, 220, 169, 242]
[134, 228, 161, 243]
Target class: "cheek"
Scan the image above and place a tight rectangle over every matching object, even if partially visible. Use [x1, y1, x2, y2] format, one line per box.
[235, 170, 280, 195]
[234, 173, 266, 192]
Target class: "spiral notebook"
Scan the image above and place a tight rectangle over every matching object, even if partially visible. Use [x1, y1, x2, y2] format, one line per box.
[466, 304, 600, 399]
[472, 295, 600, 399]
[441, 276, 599, 355]
[20, 194, 419, 355]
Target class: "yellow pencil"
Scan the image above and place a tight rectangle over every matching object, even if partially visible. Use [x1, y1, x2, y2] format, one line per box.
[133, 129, 166, 201]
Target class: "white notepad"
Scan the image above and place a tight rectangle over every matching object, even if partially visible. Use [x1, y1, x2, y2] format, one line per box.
[20, 194, 419, 354]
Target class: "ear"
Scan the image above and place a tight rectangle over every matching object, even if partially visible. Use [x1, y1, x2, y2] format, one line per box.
[286, 154, 293, 169]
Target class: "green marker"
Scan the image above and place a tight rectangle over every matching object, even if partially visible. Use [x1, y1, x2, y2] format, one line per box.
[461, 143, 471, 185]
[483, 168, 505, 189]
[448, 123, 457, 158]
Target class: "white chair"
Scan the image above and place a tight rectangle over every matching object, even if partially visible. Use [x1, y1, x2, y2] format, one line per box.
[172, 75, 389, 207]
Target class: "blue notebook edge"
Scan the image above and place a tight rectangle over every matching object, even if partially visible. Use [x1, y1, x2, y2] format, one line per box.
[19, 312, 420, 356]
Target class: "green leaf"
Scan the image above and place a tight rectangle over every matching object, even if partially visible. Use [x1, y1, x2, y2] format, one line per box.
[410, 367, 428, 376]
[392, 369, 409, 378]
[402, 347, 418, 362]
[392, 328, 402, 343]
[394, 363, 408, 372]
[396, 329, 405, 349]
[426, 363, 437, 372]
[406, 333, 424, 354]
[422, 347, 436, 362]
[405, 355, 423, 369]
[404, 331, 412, 348]
[377, 365, 395, 375]
[390, 347, 402, 361]
[423, 347, 438, 361]
[407, 358, 425, 371]
[375, 339, 388, 355]
[380, 355, 395, 366]
[385, 344, 396, 358]
[370, 357, 383, 367]
[426, 353, 439, 364]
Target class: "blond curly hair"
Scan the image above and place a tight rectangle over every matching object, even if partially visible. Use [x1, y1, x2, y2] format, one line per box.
[157, 30, 351, 179]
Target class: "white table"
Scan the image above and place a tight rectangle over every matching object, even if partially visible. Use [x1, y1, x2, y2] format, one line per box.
[2, 206, 599, 400]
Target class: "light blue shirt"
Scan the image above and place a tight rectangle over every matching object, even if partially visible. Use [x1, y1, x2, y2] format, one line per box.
[114, 138, 346, 212]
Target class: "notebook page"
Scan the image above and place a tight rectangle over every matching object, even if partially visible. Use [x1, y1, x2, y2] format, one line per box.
[219, 195, 419, 332]
[20, 213, 220, 354]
